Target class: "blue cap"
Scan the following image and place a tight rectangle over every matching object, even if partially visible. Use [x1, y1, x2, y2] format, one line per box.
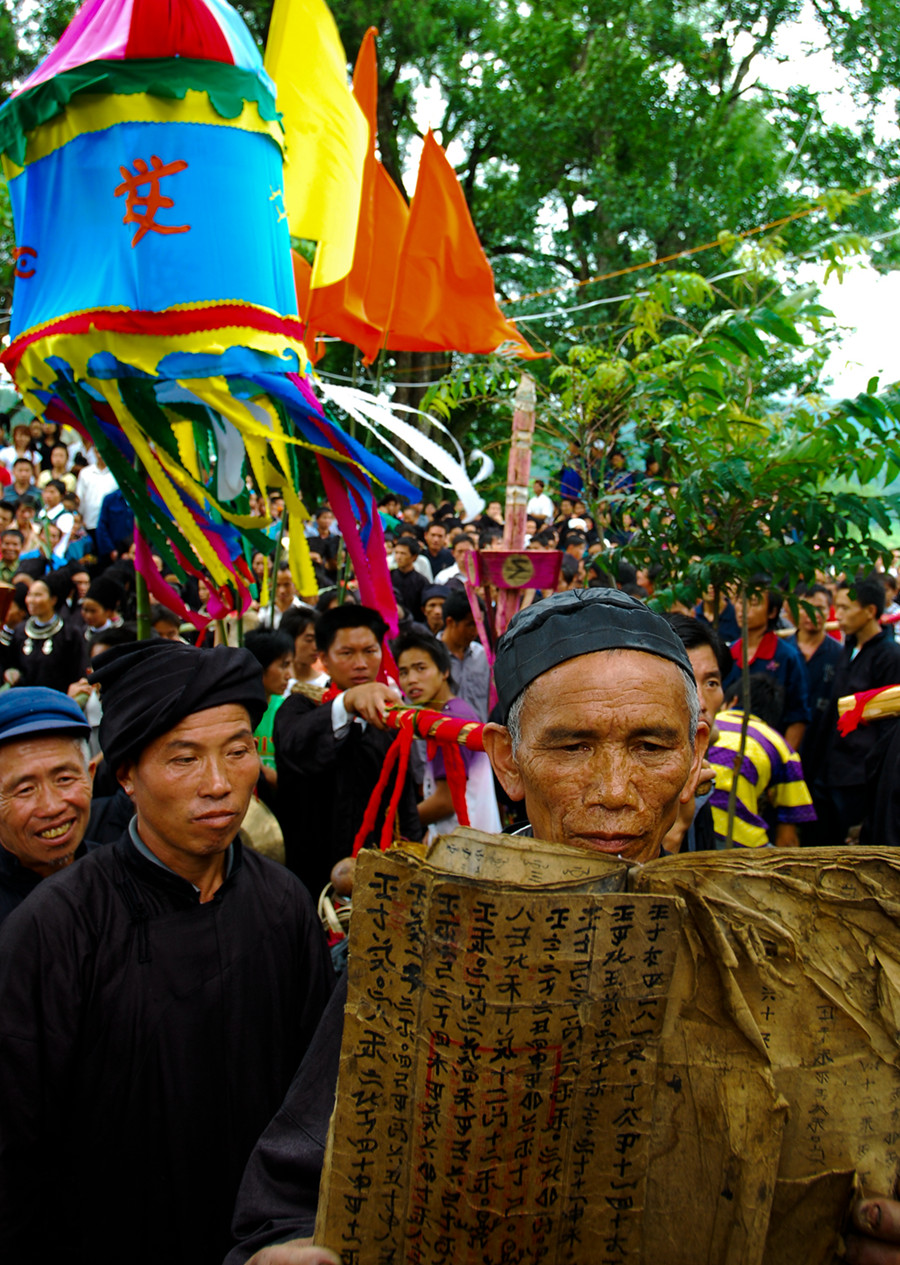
[0, 687, 90, 744]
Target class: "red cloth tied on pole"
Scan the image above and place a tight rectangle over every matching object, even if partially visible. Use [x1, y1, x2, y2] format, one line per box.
[351, 704, 486, 855]
[836, 686, 896, 736]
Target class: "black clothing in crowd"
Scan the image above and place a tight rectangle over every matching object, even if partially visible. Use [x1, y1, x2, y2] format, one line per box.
[0, 830, 333, 1265]
[274, 692, 423, 897]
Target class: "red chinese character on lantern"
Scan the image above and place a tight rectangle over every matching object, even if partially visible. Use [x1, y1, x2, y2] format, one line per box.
[114, 155, 191, 247]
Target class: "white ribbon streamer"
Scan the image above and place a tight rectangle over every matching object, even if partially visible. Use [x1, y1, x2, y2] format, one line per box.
[317, 381, 485, 521]
[468, 448, 495, 485]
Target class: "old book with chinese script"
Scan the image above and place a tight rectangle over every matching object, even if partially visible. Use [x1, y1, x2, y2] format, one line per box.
[316, 830, 900, 1264]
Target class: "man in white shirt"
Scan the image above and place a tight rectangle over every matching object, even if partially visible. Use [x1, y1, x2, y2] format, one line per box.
[526, 478, 555, 523]
[75, 454, 117, 533]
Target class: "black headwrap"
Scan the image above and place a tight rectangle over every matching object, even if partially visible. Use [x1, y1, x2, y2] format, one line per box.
[494, 587, 695, 720]
[92, 641, 267, 770]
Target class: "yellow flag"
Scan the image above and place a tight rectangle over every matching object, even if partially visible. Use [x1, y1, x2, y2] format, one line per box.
[265, 0, 368, 288]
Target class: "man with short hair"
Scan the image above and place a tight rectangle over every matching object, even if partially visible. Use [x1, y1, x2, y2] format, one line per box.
[417, 520, 454, 582]
[526, 477, 554, 523]
[304, 504, 341, 577]
[434, 532, 475, 588]
[707, 674, 815, 849]
[273, 605, 422, 896]
[0, 688, 98, 925]
[0, 641, 333, 1265]
[1, 456, 39, 507]
[257, 563, 310, 629]
[75, 451, 117, 535]
[390, 536, 429, 621]
[786, 584, 842, 833]
[815, 575, 900, 843]
[730, 579, 810, 749]
[0, 528, 23, 584]
[421, 584, 450, 636]
[439, 589, 490, 721]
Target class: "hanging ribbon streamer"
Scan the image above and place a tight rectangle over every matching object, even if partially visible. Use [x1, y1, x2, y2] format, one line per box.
[317, 381, 486, 520]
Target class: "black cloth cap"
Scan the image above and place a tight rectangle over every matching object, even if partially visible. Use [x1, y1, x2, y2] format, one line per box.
[92, 641, 267, 770]
[494, 587, 695, 719]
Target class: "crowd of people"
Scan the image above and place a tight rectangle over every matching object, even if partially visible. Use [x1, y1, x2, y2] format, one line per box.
[1, 414, 900, 1264]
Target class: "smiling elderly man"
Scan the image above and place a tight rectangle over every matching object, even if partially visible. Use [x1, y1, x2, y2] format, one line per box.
[0, 687, 98, 925]
[0, 640, 333, 1265]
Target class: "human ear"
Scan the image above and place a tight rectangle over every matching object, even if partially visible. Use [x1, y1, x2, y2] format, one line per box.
[117, 761, 136, 799]
[680, 720, 710, 804]
[482, 723, 526, 803]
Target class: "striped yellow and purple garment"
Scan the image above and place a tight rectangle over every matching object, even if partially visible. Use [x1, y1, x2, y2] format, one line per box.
[708, 709, 816, 848]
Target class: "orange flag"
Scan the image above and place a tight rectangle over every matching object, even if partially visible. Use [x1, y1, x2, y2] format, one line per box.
[300, 28, 408, 362]
[383, 130, 544, 360]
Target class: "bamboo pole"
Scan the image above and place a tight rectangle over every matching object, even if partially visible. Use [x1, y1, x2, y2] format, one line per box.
[495, 374, 536, 636]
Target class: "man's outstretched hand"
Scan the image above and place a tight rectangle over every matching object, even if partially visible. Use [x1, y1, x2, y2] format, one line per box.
[342, 681, 400, 729]
[244, 1243, 340, 1265]
[846, 1197, 900, 1263]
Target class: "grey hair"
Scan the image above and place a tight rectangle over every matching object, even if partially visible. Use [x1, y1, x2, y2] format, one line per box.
[505, 654, 700, 756]
[75, 737, 92, 771]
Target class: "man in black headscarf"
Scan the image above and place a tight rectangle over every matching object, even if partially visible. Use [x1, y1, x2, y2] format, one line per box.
[0, 641, 333, 1265]
[225, 590, 899, 1265]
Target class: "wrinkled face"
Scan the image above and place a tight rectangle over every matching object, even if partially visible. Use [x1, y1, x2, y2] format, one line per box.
[321, 626, 382, 691]
[485, 651, 705, 863]
[262, 652, 293, 697]
[423, 597, 445, 634]
[798, 591, 829, 635]
[686, 645, 723, 730]
[119, 705, 259, 866]
[835, 591, 875, 638]
[398, 647, 449, 705]
[0, 736, 92, 876]
[80, 598, 111, 629]
[293, 623, 319, 670]
[26, 581, 55, 621]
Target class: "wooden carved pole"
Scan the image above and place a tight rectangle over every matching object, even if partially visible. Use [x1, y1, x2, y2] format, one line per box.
[496, 374, 536, 635]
